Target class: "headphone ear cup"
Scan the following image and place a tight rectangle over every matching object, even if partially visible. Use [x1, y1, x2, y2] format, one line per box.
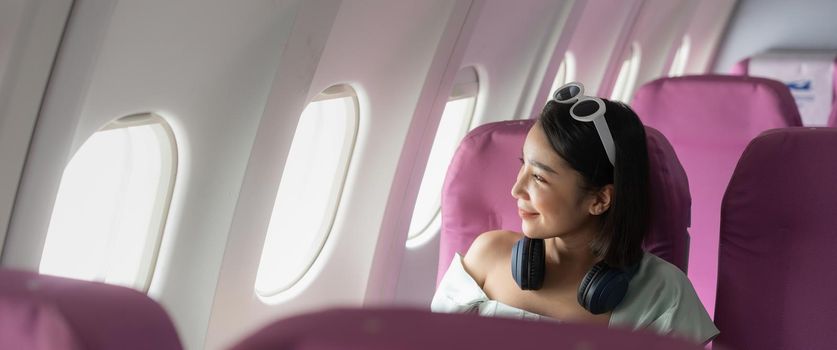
[511, 237, 545, 290]
[528, 239, 545, 290]
[577, 263, 604, 310]
[577, 263, 631, 315]
[511, 239, 525, 288]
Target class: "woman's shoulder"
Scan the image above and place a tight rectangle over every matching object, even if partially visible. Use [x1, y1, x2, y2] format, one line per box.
[462, 230, 519, 286]
[464, 230, 519, 264]
[639, 253, 691, 290]
[467, 230, 519, 256]
[431, 230, 518, 314]
[613, 252, 719, 344]
[626, 253, 697, 305]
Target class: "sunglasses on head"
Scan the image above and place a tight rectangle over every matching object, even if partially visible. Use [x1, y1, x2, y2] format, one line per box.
[552, 82, 616, 166]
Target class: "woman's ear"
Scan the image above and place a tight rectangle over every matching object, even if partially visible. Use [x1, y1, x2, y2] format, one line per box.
[588, 184, 614, 215]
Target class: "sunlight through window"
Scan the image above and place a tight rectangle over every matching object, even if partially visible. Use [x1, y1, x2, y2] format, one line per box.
[255, 86, 358, 297]
[611, 43, 642, 102]
[39, 114, 176, 291]
[550, 52, 577, 96]
[668, 36, 691, 77]
[407, 68, 478, 247]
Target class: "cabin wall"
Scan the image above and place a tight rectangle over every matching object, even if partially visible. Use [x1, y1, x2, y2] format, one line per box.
[456, 0, 577, 122]
[680, 0, 738, 75]
[0, 0, 72, 260]
[2, 1, 304, 349]
[603, 0, 695, 99]
[206, 1, 469, 349]
[562, 0, 641, 97]
[714, 0, 837, 72]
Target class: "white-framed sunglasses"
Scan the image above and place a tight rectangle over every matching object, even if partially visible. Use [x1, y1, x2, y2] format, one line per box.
[552, 82, 616, 166]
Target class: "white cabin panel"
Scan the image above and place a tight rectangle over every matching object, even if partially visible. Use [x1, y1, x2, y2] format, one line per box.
[714, 0, 837, 72]
[598, 0, 694, 101]
[206, 1, 468, 348]
[562, 0, 642, 97]
[680, 0, 737, 75]
[460, 0, 577, 122]
[0, 0, 72, 257]
[4, 1, 305, 348]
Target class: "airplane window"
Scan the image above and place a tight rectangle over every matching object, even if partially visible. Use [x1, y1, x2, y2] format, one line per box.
[668, 36, 691, 77]
[406, 68, 478, 247]
[255, 85, 358, 297]
[549, 52, 577, 96]
[611, 42, 642, 102]
[39, 114, 177, 292]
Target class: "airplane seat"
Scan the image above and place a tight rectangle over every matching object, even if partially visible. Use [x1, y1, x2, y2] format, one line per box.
[731, 51, 837, 126]
[0, 269, 182, 350]
[714, 127, 837, 350]
[630, 75, 803, 318]
[231, 307, 705, 350]
[0, 294, 83, 349]
[829, 100, 837, 126]
[437, 118, 692, 285]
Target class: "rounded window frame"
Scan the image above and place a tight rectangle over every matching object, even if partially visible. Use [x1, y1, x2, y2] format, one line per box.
[611, 42, 642, 102]
[406, 67, 479, 248]
[668, 35, 691, 77]
[254, 84, 360, 298]
[549, 51, 577, 96]
[39, 112, 178, 292]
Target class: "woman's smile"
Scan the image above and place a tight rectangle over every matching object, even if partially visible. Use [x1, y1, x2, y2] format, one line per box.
[518, 207, 540, 219]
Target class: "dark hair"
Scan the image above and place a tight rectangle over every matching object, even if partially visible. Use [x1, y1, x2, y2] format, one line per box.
[538, 99, 649, 268]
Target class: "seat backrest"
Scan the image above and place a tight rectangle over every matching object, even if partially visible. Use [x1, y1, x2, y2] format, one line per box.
[437, 119, 691, 285]
[829, 100, 837, 126]
[232, 307, 705, 350]
[631, 75, 802, 318]
[732, 51, 837, 126]
[0, 296, 83, 349]
[0, 269, 182, 350]
[714, 127, 837, 350]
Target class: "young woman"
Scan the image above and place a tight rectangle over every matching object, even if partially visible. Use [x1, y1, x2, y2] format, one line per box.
[431, 82, 718, 344]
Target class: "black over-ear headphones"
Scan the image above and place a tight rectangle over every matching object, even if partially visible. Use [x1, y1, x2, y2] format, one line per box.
[511, 237, 639, 315]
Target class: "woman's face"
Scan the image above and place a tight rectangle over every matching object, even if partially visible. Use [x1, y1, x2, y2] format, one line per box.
[511, 122, 598, 240]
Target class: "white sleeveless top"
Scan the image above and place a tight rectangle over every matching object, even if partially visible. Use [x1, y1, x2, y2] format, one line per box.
[431, 252, 719, 344]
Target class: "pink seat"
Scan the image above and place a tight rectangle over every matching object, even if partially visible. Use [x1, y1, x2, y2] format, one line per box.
[631, 75, 802, 317]
[438, 119, 691, 285]
[0, 269, 182, 350]
[232, 307, 705, 350]
[829, 101, 837, 126]
[715, 127, 837, 350]
[0, 297, 83, 349]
